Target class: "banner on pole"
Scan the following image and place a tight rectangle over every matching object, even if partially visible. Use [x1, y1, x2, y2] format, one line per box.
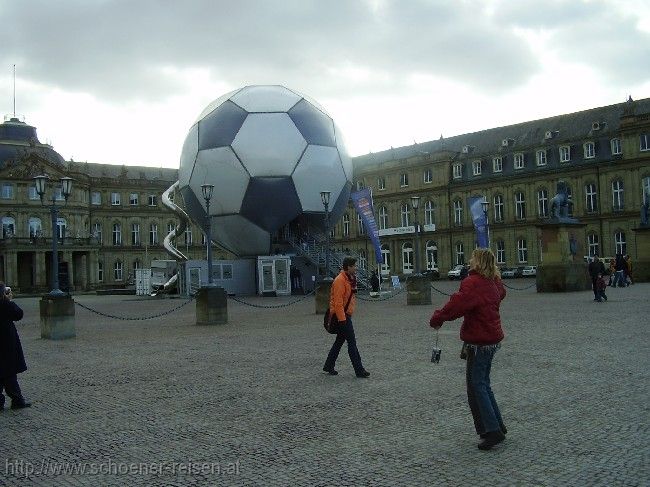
[468, 196, 489, 248]
[351, 188, 383, 263]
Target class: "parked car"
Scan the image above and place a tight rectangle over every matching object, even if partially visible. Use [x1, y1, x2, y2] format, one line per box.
[522, 265, 537, 277]
[500, 268, 516, 278]
[422, 268, 440, 280]
[447, 264, 465, 279]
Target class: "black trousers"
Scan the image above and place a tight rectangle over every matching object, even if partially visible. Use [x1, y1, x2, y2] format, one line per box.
[0, 374, 24, 405]
[324, 317, 364, 374]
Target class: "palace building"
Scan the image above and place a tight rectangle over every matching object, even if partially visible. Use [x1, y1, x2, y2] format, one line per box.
[1, 96, 649, 293]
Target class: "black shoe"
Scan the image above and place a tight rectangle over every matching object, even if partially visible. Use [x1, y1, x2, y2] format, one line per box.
[356, 370, 370, 378]
[480, 424, 507, 439]
[10, 400, 31, 410]
[477, 430, 505, 450]
[323, 367, 338, 376]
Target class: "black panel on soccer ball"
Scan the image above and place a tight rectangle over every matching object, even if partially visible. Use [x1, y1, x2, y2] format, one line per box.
[180, 185, 209, 233]
[198, 101, 248, 150]
[288, 100, 336, 147]
[240, 177, 302, 233]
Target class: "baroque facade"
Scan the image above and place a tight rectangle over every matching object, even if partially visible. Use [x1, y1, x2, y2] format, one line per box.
[337, 97, 650, 277]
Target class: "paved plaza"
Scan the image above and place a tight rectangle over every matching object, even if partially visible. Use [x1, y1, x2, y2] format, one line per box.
[1, 280, 649, 486]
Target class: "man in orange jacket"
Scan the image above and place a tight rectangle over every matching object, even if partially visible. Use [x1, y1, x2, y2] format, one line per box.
[323, 257, 370, 378]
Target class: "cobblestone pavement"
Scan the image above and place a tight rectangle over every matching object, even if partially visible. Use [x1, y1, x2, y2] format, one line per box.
[1, 280, 648, 486]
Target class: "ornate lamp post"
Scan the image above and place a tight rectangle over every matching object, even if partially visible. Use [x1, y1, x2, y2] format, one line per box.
[481, 199, 490, 247]
[320, 191, 331, 280]
[411, 195, 421, 274]
[33, 175, 73, 296]
[200, 183, 215, 286]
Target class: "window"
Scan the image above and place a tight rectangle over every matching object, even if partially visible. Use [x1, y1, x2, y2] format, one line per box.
[453, 164, 462, 179]
[131, 223, 140, 246]
[453, 200, 463, 225]
[381, 244, 391, 275]
[587, 233, 599, 257]
[559, 145, 571, 162]
[584, 142, 595, 159]
[358, 250, 367, 270]
[357, 213, 365, 236]
[112, 223, 122, 245]
[423, 168, 432, 183]
[400, 173, 409, 187]
[566, 185, 574, 217]
[129, 193, 139, 206]
[426, 241, 438, 270]
[424, 200, 435, 226]
[1, 183, 14, 199]
[612, 180, 624, 211]
[53, 187, 66, 201]
[643, 176, 650, 203]
[91, 191, 101, 205]
[514, 153, 524, 169]
[614, 231, 626, 255]
[493, 195, 504, 222]
[472, 160, 482, 176]
[402, 243, 414, 273]
[378, 177, 386, 190]
[585, 183, 598, 213]
[56, 218, 67, 239]
[610, 138, 622, 155]
[111, 192, 121, 205]
[455, 242, 465, 265]
[378, 206, 388, 230]
[28, 217, 42, 238]
[536, 150, 547, 166]
[97, 261, 104, 282]
[496, 240, 505, 264]
[492, 156, 502, 173]
[400, 204, 410, 227]
[185, 227, 193, 245]
[517, 239, 528, 263]
[150, 224, 158, 245]
[343, 214, 350, 236]
[537, 189, 549, 218]
[515, 192, 526, 220]
[93, 223, 102, 244]
[114, 260, 124, 281]
[640, 134, 649, 152]
[148, 194, 157, 206]
[2, 216, 16, 238]
[167, 222, 175, 236]
[29, 186, 39, 200]
[330, 226, 336, 238]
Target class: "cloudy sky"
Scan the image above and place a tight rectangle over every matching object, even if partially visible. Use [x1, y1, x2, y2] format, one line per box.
[1, 0, 649, 168]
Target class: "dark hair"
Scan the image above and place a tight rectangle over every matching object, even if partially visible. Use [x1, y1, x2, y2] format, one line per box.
[342, 257, 357, 270]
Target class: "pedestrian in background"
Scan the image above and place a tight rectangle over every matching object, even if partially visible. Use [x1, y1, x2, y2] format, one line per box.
[588, 256, 606, 301]
[596, 274, 608, 302]
[429, 248, 507, 450]
[0, 282, 31, 410]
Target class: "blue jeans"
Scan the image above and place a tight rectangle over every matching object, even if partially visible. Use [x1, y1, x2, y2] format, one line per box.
[324, 317, 364, 374]
[465, 344, 504, 435]
[612, 270, 625, 287]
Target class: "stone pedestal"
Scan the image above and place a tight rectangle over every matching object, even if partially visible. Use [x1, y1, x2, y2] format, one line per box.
[632, 226, 650, 282]
[315, 279, 333, 314]
[406, 274, 431, 305]
[195, 286, 228, 325]
[536, 222, 590, 292]
[40, 295, 76, 340]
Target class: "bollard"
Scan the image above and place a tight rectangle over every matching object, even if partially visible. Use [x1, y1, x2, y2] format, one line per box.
[406, 275, 432, 305]
[40, 295, 76, 339]
[196, 286, 228, 325]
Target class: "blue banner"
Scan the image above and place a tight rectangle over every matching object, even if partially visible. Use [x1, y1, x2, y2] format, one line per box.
[468, 196, 489, 248]
[351, 188, 383, 263]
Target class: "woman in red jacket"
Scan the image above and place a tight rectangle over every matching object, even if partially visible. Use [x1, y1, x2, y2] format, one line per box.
[429, 249, 507, 450]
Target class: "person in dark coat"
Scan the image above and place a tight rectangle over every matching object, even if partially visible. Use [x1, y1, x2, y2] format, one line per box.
[0, 282, 31, 410]
[612, 253, 626, 288]
[588, 256, 607, 301]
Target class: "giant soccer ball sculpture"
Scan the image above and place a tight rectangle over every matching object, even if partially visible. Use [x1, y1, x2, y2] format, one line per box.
[178, 85, 353, 256]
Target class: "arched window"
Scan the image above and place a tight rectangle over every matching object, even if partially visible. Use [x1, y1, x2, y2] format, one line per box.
[455, 241, 464, 265]
[426, 241, 438, 270]
[358, 249, 367, 270]
[424, 200, 435, 226]
[517, 238, 528, 263]
[515, 191, 526, 220]
[112, 223, 122, 245]
[566, 185, 574, 217]
[185, 227, 193, 245]
[1, 216, 15, 238]
[381, 244, 391, 275]
[402, 242, 414, 273]
[343, 214, 350, 236]
[585, 183, 598, 213]
[378, 206, 388, 230]
[400, 203, 410, 227]
[97, 260, 104, 282]
[114, 260, 123, 281]
[496, 240, 505, 264]
[614, 231, 626, 255]
[453, 200, 463, 225]
[493, 195, 504, 222]
[587, 233, 599, 257]
[357, 213, 365, 236]
[28, 217, 42, 238]
[92, 222, 103, 244]
[537, 189, 548, 218]
[131, 222, 141, 246]
[642, 176, 650, 203]
[57, 218, 67, 239]
[150, 223, 158, 245]
[612, 180, 624, 211]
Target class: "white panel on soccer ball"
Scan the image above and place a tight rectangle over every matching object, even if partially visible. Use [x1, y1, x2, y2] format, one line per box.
[293, 146, 347, 212]
[194, 88, 242, 123]
[189, 147, 249, 215]
[211, 214, 270, 256]
[334, 123, 353, 180]
[230, 85, 301, 113]
[232, 113, 307, 177]
[179, 123, 199, 187]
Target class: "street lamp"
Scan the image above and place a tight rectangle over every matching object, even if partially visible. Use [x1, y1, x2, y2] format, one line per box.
[33, 175, 73, 296]
[200, 183, 215, 286]
[320, 191, 331, 280]
[410, 195, 421, 274]
[481, 199, 490, 247]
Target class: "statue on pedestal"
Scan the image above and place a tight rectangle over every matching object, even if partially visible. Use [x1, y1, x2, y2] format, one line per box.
[549, 180, 578, 223]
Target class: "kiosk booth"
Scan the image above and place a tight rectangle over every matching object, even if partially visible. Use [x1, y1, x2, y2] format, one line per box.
[257, 256, 291, 296]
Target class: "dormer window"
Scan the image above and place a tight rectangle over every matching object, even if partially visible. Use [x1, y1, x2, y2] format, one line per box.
[472, 160, 482, 176]
[544, 131, 553, 140]
[501, 138, 513, 147]
[559, 145, 571, 162]
[453, 163, 462, 179]
[514, 153, 525, 169]
[492, 156, 503, 173]
[536, 149, 547, 166]
[584, 142, 595, 159]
